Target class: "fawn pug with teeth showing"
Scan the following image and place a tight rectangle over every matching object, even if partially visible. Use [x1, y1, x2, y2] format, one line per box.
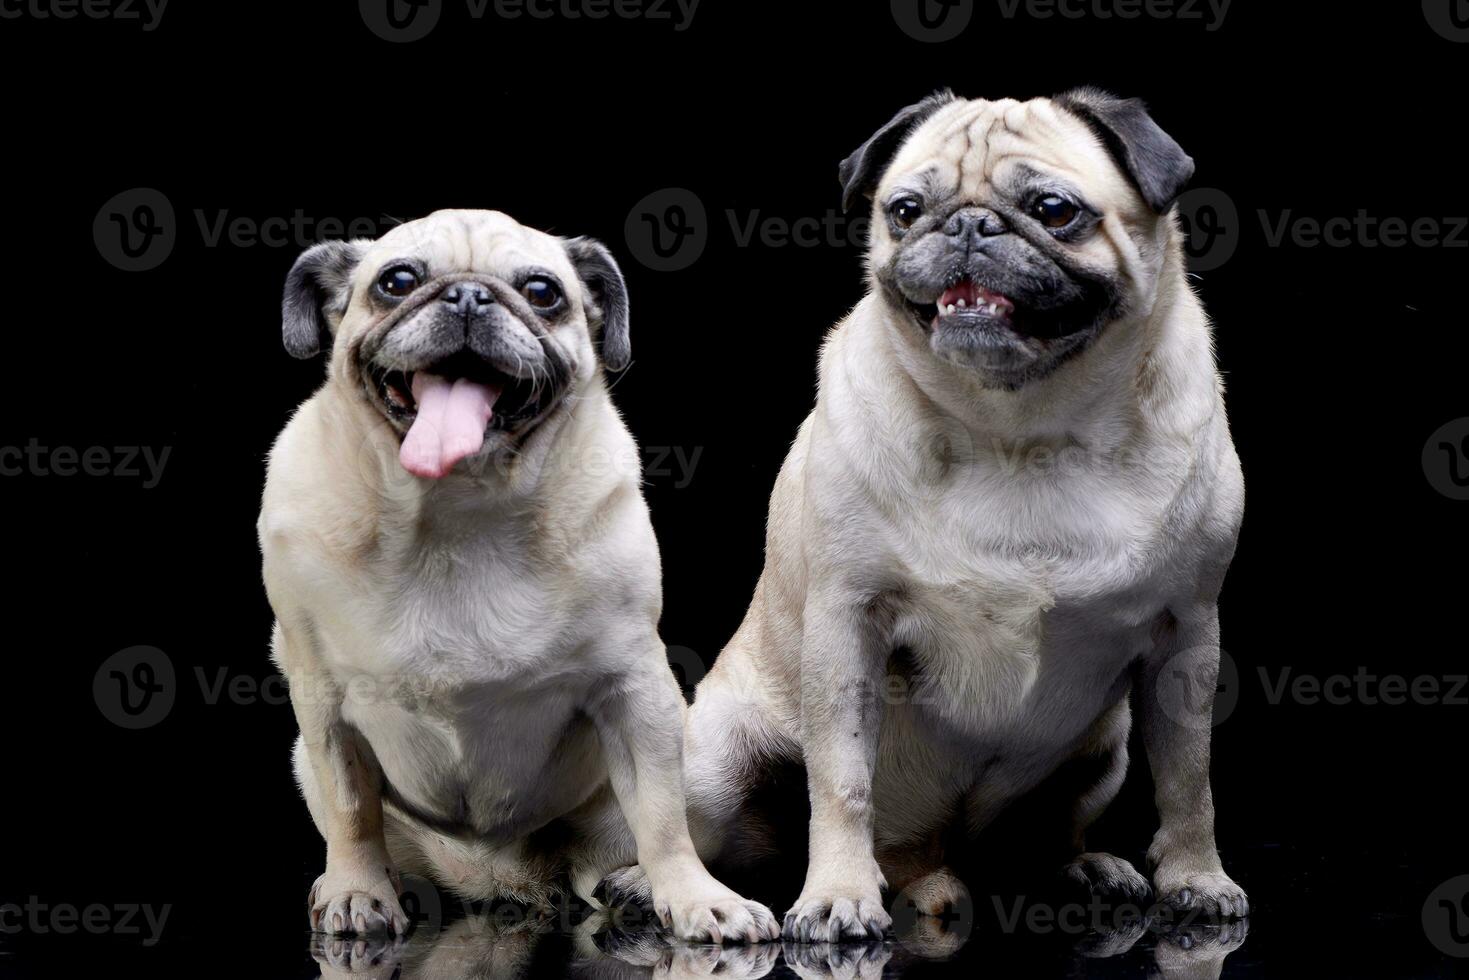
[600, 89, 1248, 942]
[259, 210, 778, 944]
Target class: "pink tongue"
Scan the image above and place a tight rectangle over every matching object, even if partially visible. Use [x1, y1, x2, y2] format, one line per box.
[398, 372, 503, 479]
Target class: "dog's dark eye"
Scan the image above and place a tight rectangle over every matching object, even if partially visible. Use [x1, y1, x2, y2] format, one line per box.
[890, 197, 924, 230]
[522, 277, 561, 310]
[378, 266, 420, 297]
[1031, 195, 1080, 229]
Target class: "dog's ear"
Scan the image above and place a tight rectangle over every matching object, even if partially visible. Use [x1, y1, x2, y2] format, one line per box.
[564, 236, 631, 373]
[1054, 88, 1195, 213]
[839, 90, 957, 212]
[282, 239, 367, 359]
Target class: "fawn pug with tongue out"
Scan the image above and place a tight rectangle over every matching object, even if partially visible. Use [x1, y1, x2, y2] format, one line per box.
[595, 90, 1248, 942]
[258, 210, 778, 944]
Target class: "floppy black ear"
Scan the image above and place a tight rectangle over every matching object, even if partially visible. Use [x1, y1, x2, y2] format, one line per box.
[1054, 88, 1195, 213]
[564, 236, 631, 373]
[281, 239, 366, 359]
[838, 90, 957, 212]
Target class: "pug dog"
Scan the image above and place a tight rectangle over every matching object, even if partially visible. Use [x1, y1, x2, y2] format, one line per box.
[602, 90, 1248, 941]
[258, 210, 778, 944]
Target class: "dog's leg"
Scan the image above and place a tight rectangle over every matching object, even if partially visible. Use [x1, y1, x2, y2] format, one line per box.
[1137, 608, 1248, 919]
[591, 662, 798, 919]
[277, 620, 408, 936]
[1061, 700, 1151, 902]
[783, 590, 894, 942]
[590, 641, 780, 945]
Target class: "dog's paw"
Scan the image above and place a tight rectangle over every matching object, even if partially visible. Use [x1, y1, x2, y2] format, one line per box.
[783, 885, 892, 944]
[308, 866, 408, 936]
[1063, 852, 1152, 904]
[594, 863, 654, 912]
[781, 940, 890, 979]
[310, 932, 407, 978]
[654, 881, 780, 945]
[1153, 868, 1249, 919]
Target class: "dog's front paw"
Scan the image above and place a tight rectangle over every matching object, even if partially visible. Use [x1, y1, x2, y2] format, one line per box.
[654, 879, 780, 945]
[783, 883, 891, 944]
[1064, 852, 1152, 904]
[1153, 867, 1249, 919]
[309, 865, 408, 936]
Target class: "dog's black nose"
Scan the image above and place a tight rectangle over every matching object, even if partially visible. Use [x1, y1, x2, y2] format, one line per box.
[441, 283, 495, 315]
[945, 207, 1009, 242]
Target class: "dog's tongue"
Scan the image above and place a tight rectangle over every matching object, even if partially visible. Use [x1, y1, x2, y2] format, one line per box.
[399, 373, 502, 479]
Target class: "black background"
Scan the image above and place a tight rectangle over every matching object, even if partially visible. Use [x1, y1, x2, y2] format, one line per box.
[3, 1, 1467, 976]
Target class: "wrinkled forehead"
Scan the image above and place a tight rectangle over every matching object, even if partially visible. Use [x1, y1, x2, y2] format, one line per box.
[881, 97, 1130, 204]
[364, 209, 569, 277]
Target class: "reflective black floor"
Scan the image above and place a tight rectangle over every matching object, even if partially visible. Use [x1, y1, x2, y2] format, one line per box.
[3, 841, 1467, 978]
[305, 906, 1252, 980]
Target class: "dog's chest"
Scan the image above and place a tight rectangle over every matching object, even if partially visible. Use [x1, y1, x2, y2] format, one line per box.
[888, 464, 1177, 744]
[319, 528, 612, 837]
[330, 528, 589, 682]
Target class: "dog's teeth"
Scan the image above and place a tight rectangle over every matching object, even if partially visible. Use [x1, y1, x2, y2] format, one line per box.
[988, 303, 999, 315]
[947, 304, 957, 315]
[957, 299, 966, 309]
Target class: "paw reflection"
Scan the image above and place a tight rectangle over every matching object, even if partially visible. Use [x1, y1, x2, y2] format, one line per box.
[781, 940, 890, 979]
[1151, 917, 1249, 980]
